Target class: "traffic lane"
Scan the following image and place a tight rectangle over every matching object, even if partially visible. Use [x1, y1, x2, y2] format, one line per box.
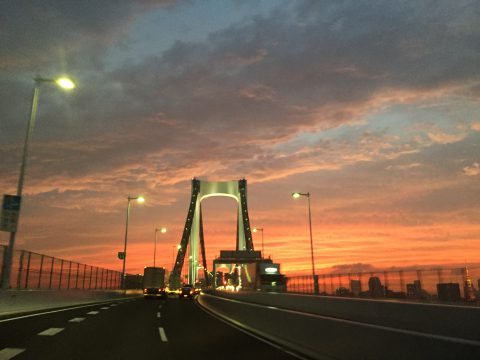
[162, 295, 302, 360]
[0, 299, 133, 350]
[13, 298, 166, 360]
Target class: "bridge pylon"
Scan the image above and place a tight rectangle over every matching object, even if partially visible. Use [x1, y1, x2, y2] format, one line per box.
[169, 178, 254, 288]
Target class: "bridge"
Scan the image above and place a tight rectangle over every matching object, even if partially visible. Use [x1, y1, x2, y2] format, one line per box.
[1, 179, 480, 359]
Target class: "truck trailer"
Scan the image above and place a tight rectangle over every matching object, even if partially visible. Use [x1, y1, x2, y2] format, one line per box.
[143, 267, 167, 298]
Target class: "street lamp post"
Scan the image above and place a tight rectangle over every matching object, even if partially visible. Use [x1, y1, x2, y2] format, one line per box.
[154, 227, 167, 267]
[252, 227, 264, 257]
[121, 195, 144, 289]
[292, 192, 318, 293]
[1, 76, 75, 290]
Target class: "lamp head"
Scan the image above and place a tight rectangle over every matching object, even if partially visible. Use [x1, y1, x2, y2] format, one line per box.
[136, 196, 145, 204]
[292, 192, 301, 199]
[55, 77, 76, 90]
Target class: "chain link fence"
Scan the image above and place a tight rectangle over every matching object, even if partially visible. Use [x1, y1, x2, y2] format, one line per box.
[0, 245, 122, 290]
[286, 266, 480, 304]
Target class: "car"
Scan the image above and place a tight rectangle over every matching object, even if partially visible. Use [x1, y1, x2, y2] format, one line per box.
[179, 284, 194, 299]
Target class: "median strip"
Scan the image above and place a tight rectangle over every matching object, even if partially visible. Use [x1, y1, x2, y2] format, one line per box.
[0, 348, 26, 360]
[38, 328, 64, 336]
[158, 327, 168, 342]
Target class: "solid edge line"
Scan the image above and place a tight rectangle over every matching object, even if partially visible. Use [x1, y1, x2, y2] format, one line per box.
[158, 327, 168, 342]
[0, 298, 136, 323]
[196, 296, 326, 360]
[209, 294, 480, 347]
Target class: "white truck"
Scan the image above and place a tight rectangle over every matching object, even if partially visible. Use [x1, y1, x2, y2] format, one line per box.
[143, 267, 167, 299]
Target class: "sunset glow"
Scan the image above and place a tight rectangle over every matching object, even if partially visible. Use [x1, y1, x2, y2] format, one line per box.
[1, 1, 479, 277]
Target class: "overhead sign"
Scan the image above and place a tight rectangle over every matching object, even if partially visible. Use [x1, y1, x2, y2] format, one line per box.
[258, 263, 280, 275]
[0, 195, 22, 232]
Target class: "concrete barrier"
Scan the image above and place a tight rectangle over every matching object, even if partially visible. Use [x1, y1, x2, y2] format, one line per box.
[198, 292, 480, 360]
[209, 291, 480, 341]
[0, 289, 142, 316]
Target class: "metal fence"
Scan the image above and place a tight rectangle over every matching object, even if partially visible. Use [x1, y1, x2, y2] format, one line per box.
[286, 266, 480, 304]
[0, 245, 122, 290]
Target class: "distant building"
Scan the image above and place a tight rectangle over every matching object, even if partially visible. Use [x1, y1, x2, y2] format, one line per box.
[350, 280, 362, 296]
[406, 280, 422, 298]
[464, 267, 476, 302]
[368, 276, 385, 297]
[437, 283, 461, 302]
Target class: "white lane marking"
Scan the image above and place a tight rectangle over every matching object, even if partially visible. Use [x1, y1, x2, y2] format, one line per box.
[158, 327, 168, 342]
[100, 307, 110, 310]
[110, 304, 118, 306]
[38, 328, 64, 336]
[87, 311, 99, 315]
[0, 348, 26, 360]
[156, 312, 161, 318]
[0, 299, 129, 323]
[69, 317, 85, 323]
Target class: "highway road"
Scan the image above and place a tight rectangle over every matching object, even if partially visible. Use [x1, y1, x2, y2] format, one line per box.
[0, 295, 303, 360]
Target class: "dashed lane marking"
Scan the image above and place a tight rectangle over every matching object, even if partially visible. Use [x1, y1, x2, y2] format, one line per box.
[100, 307, 110, 310]
[158, 327, 168, 342]
[157, 312, 161, 318]
[0, 348, 26, 360]
[158, 305, 162, 309]
[38, 328, 64, 336]
[110, 304, 118, 306]
[69, 317, 86, 323]
[87, 311, 99, 315]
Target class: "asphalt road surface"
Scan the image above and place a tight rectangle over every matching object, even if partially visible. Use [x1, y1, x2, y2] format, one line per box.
[0, 296, 303, 360]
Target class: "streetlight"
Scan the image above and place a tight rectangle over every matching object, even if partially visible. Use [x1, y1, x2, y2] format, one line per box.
[154, 227, 167, 267]
[292, 192, 318, 292]
[1, 76, 75, 289]
[121, 195, 145, 289]
[252, 227, 264, 257]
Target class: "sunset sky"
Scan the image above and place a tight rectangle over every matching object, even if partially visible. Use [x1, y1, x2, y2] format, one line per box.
[1, 0, 479, 277]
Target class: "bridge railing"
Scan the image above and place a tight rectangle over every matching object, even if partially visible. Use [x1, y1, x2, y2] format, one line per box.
[286, 265, 480, 303]
[0, 245, 122, 290]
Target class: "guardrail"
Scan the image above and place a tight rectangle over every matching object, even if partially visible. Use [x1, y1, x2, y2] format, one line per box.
[0, 245, 122, 290]
[286, 265, 480, 304]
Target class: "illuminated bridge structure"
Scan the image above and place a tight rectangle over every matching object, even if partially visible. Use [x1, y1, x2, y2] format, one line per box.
[169, 178, 255, 288]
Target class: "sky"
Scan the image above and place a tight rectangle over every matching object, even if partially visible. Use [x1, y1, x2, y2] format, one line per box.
[1, 0, 479, 277]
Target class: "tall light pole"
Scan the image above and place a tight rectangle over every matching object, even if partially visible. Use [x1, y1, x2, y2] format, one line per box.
[121, 195, 144, 289]
[1, 76, 75, 290]
[154, 227, 167, 267]
[292, 192, 318, 293]
[253, 227, 264, 257]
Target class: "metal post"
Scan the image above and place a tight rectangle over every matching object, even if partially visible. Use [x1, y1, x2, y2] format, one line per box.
[58, 259, 64, 289]
[154, 229, 157, 267]
[95, 267, 98, 289]
[37, 254, 44, 289]
[48, 257, 54, 289]
[16, 250, 25, 289]
[82, 264, 87, 289]
[88, 266, 93, 289]
[2, 83, 40, 290]
[67, 261, 72, 289]
[75, 263, 80, 289]
[121, 198, 131, 289]
[24, 251, 32, 289]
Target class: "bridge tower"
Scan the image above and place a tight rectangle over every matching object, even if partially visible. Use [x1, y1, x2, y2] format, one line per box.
[169, 178, 254, 288]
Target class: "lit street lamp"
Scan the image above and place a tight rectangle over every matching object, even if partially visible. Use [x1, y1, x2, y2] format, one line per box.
[154, 227, 167, 267]
[252, 227, 264, 257]
[292, 192, 318, 292]
[1, 76, 75, 289]
[121, 195, 145, 289]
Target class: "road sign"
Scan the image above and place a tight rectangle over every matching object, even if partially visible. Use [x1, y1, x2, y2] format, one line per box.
[118, 251, 125, 260]
[0, 195, 22, 232]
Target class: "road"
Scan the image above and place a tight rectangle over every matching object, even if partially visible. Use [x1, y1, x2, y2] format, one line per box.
[0, 295, 302, 360]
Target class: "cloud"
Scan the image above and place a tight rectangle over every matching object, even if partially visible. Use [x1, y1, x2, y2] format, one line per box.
[463, 162, 480, 176]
